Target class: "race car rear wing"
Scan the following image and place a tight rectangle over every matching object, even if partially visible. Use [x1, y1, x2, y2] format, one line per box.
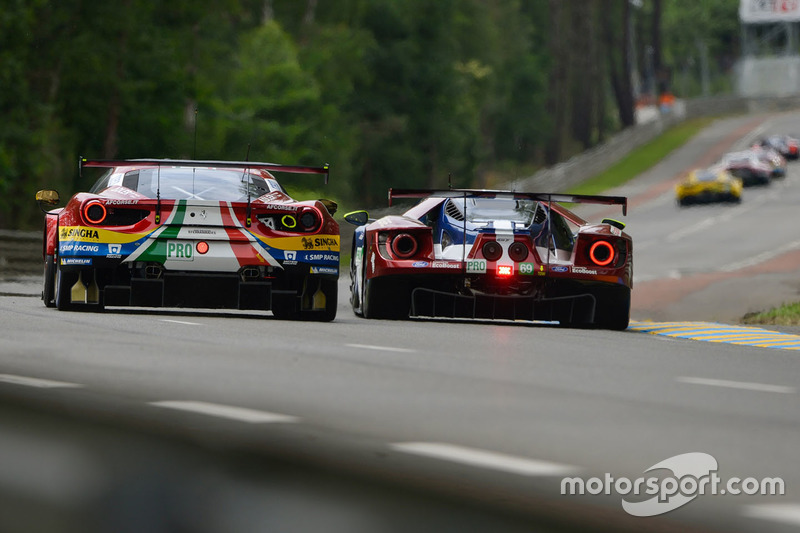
[388, 188, 627, 215]
[80, 158, 330, 184]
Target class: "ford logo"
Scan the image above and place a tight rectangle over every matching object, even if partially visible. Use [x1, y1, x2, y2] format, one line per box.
[412, 261, 429, 268]
[551, 265, 569, 273]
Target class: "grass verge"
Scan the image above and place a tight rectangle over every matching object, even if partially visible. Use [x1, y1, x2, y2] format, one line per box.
[567, 116, 717, 196]
[742, 303, 800, 326]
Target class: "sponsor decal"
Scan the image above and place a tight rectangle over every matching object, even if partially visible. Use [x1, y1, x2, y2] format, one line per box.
[283, 250, 297, 265]
[60, 243, 102, 254]
[412, 261, 430, 268]
[573, 266, 598, 275]
[59, 226, 148, 245]
[431, 261, 460, 269]
[166, 241, 194, 261]
[253, 235, 340, 253]
[610, 227, 622, 237]
[465, 259, 486, 273]
[61, 258, 92, 265]
[311, 266, 339, 275]
[551, 265, 569, 273]
[59, 227, 100, 240]
[301, 236, 339, 250]
[187, 229, 216, 235]
[306, 253, 339, 262]
[72, 244, 99, 253]
[105, 199, 138, 205]
[261, 203, 299, 212]
[107, 242, 123, 258]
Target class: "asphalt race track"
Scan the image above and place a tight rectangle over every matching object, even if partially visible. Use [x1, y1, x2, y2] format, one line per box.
[1, 111, 800, 532]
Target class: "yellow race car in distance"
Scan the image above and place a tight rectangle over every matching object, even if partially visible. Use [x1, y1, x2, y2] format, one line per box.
[676, 167, 743, 207]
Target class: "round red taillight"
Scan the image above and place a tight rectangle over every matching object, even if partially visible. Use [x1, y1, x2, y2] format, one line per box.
[83, 201, 107, 224]
[508, 242, 528, 262]
[299, 209, 320, 232]
[391, 233, 418, 259]
[482, 241, 503, 262]
[196, 241, 209, 254]
[589, 240, 615, 266]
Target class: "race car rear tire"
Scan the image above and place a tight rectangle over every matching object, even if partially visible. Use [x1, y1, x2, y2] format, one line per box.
[300, 277, 337, 322]
[362, 278, 409, 320]
[594, 286, 631, 331]
[350, 257, 362, 316]
[54, 264, 79, 311]
[274, 277, 338, 322]
[43, 255, 56, 308]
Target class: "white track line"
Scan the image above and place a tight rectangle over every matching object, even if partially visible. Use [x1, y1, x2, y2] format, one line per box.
[150, 400, 299, 424]
[160, 319, 201, 325]
[743, 503, 800, 526]
[391, 442, 576, 476]
[676, 377, 795, 394]
[719, 239, 800, 272]
[0, 374, 83, 389]
[345, 343, 416, 353]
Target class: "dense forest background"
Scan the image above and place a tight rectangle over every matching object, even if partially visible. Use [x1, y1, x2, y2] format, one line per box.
[1, 0, 738, 228]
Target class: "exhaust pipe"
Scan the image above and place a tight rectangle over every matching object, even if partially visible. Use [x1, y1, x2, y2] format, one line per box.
[240, 267, 261, 282]
[145, 265, 164, 279]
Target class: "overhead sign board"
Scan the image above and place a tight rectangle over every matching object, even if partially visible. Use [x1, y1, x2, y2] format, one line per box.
[741, 0, 800, 23]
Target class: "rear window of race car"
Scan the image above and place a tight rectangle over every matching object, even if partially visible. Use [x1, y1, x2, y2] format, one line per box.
[91, 167, 285, 201]
[696, 171, 718, 182]
[462, 198, 539, 225]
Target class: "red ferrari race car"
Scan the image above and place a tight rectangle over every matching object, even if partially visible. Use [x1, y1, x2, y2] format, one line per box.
[345, 189, 632, 330]
[35, 158, 339, 321]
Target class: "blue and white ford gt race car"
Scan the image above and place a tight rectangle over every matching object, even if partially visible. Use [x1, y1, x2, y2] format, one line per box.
[345, 189, 632, 330]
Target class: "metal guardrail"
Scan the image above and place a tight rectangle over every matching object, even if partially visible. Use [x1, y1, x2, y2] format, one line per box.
[508, 94, 800, 194]
[0, 229, 41, 275]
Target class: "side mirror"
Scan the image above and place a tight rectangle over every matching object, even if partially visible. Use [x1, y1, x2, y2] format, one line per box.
[36, 189, 60, 207]
[344, 210, 369, 226]
[318, 198, 338, 216]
